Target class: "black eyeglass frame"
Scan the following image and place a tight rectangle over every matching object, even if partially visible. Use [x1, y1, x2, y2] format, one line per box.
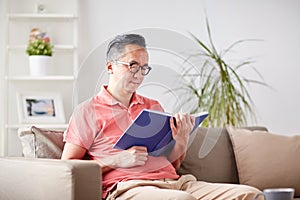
[115, 60, 152, 76]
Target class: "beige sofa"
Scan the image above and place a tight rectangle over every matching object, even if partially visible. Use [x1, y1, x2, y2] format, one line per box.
[0, 126, 299, 200]
[0, 157, 101, 200]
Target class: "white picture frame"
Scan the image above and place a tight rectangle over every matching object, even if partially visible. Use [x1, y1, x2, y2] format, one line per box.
[17, 92, 66, 124]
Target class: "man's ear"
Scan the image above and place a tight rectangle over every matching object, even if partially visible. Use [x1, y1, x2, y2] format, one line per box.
[106, 61, 113, 74]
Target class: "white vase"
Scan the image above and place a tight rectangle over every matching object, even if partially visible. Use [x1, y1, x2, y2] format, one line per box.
[29, 55, 52, 76]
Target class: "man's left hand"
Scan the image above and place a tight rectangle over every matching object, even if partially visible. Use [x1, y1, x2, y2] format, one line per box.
[170, 113, 195, 145]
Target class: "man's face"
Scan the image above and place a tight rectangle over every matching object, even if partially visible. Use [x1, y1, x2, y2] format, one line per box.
[110, 44, 149, 94]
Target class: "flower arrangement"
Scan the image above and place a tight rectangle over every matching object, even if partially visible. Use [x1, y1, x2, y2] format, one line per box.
[26, 28, 53, 56]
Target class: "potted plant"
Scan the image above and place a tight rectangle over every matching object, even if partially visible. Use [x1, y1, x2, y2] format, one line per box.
[178, 18, 268, 127]
[26, 28, 53, 76]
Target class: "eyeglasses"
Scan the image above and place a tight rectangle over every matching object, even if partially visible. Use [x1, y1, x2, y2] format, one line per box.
[115, 60, 152, 76]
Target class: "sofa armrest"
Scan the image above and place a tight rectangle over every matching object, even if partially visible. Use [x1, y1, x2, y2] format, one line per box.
[0, 157, 101, 200]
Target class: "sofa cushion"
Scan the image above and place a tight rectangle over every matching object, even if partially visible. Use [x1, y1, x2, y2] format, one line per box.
[177, 126, 268, 184]
[18, 126, 65, 159]
[227, 126, 300, 197]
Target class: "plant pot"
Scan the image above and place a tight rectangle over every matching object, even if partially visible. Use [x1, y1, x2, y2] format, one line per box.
[29, 55, 52, 76]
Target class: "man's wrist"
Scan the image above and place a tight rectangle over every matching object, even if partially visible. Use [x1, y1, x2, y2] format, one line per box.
[98, 156, 117, 168]
[174, 136, 188, 147]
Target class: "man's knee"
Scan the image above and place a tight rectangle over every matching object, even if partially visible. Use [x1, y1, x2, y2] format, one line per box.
[170, 191, 197, 200]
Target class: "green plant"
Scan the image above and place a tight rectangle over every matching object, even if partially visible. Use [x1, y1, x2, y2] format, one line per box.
[26, 39, 53, 56]
[179, 19, 267, 127]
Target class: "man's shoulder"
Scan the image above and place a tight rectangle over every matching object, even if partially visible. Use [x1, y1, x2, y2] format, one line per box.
[135, 93, 160, 104]
[73, 97, 95, 112]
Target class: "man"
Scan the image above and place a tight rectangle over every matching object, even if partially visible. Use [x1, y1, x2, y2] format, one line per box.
[62, 34, 261, 200]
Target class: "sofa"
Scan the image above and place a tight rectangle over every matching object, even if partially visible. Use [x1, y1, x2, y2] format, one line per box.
[0, 126, 299, 200]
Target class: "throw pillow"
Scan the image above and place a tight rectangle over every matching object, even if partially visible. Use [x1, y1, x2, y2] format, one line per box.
[177, 126, 268, 183]
[226, 126, 300, 197]
[18, 126, 65, 159]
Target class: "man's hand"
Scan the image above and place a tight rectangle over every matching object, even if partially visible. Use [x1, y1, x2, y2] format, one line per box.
[170, 113, 195, 145]
[98, 146, 148, 173]
[112, 146, 148, 168]
[169, 113, 195, 168]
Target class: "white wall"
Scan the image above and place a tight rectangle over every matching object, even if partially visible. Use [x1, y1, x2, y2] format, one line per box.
[1, 0, 299, 137]
[77, 0, 300, 135]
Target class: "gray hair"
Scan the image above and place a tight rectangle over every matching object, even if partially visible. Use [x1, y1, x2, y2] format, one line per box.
[106, 34, 146, 61]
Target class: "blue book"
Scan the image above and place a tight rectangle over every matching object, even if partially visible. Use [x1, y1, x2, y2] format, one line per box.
[113, 109, 209, 156]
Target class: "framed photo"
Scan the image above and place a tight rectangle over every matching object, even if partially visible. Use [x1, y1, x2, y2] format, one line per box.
[17, 92, 66, 124]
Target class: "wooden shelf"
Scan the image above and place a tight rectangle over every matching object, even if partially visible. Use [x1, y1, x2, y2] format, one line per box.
[6, 75, 75, 81]
[3, 0, 78, 156]
[8, 13, 77, 20]
[7, 45, 76, 51]
[6, 124, 68, 129]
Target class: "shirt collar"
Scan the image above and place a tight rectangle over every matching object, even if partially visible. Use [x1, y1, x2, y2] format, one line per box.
[131, 91, 144, 105]
[96, 85, 144, 106]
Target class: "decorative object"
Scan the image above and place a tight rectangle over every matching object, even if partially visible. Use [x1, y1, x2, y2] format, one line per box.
[16, 92, 65, 124]
[18, 126, 64, 159]
[26, 28, 53, 76]
[28, 55, 52, 76]
[36, 3, 46, 13]
[179, 18, 267, 127]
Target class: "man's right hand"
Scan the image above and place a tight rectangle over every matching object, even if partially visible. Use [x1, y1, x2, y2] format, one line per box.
[61, 143, 148, 173]
[113, 146, 148, 168]
[98, 146, 148, 173]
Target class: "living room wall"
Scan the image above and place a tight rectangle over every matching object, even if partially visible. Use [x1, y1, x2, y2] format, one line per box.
[77, 0, 300, 135]
[0, 0, 299, 144]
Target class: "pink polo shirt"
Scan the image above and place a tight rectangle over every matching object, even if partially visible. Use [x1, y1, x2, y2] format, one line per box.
[64, 85, 179, 198]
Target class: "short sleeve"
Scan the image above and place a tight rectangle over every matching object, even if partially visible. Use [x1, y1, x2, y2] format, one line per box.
[64, 98, 100, 150]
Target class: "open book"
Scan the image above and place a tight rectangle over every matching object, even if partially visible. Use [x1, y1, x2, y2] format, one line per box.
[113, 109, 209, 156]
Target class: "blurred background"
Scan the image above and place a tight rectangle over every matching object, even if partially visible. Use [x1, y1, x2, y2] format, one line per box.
[0, 0, 299, 149]
[76, 0, 300, 135]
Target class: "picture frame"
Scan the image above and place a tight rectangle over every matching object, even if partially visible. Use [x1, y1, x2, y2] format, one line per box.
[17, 92, 66, 124]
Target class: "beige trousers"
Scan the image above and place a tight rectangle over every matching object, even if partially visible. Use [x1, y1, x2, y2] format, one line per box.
[106, 174, 262, 200]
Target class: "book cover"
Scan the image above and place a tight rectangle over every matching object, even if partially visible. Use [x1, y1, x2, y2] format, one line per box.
[113, 109, 209, 156]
